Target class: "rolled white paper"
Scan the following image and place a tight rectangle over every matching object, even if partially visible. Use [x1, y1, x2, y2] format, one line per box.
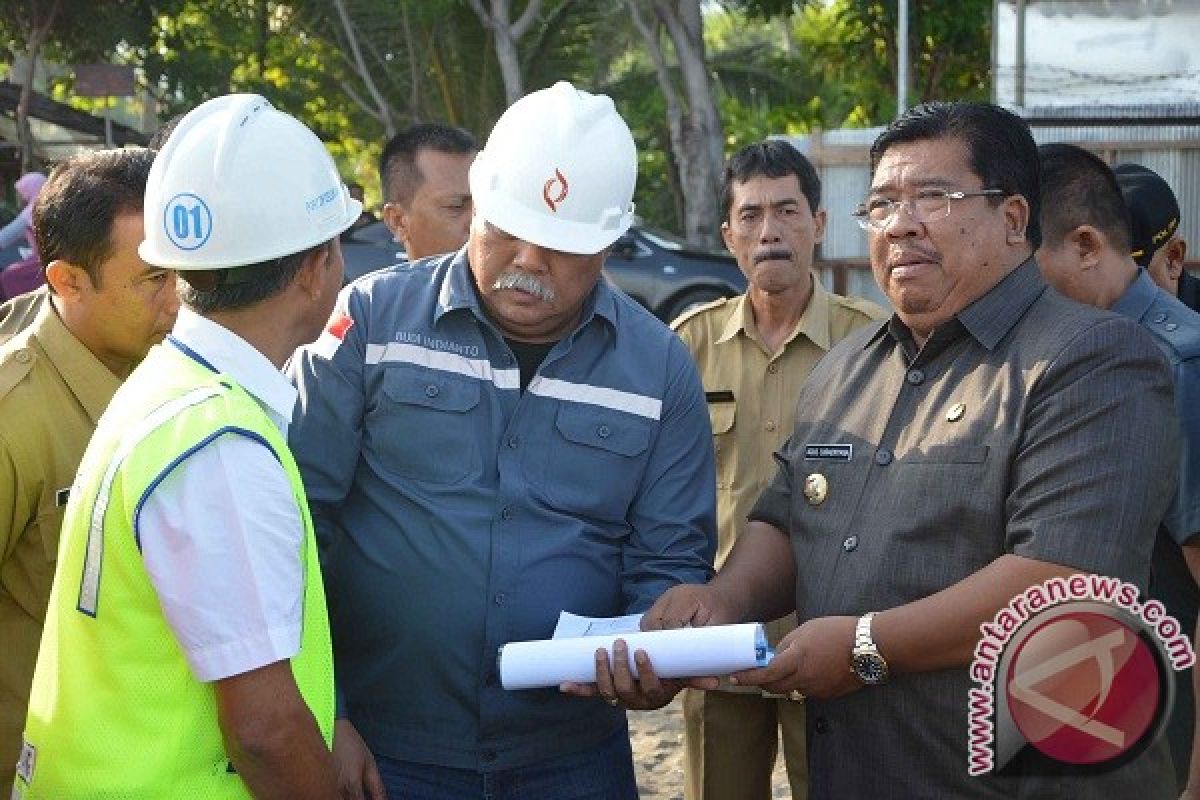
[499, 622, 769, 690]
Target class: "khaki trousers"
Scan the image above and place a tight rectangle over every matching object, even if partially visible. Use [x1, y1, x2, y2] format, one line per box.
[682, 688, 808, 800]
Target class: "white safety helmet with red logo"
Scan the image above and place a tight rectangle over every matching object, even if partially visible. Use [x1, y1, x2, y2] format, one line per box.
[469, 81, 637, 255]
[139, 93, 362, 270]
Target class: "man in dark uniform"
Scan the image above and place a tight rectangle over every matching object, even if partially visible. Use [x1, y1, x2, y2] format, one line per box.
[1039, 143, 1200, 794]
[1115, 164, 1196, 312]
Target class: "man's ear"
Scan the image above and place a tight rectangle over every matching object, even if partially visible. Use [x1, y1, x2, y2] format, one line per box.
[720, 220, 735, 255]
[1066, 225, 1106, 271]
[44, 260, 91, 299]
[813, 208, 828, 245]
[381, 202, 408, 246]
[1004, 194, 1031, 245]
[1165, 237, 1188, 281]
[294, 245, 331, 301]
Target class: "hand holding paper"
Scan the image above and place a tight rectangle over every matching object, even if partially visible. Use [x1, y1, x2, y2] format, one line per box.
[498, 620, 771, 689]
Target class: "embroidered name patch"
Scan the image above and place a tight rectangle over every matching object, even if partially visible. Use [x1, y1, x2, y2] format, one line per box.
[804, 443, 853, 461]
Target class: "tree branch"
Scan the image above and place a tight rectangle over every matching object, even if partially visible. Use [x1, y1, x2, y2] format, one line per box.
[331, 0, 395, 135]
[511, 0, 545, 40]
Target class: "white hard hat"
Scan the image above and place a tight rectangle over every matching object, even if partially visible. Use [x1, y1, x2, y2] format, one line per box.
[140, 94, 362, 270]
[469, 81, 636, 255]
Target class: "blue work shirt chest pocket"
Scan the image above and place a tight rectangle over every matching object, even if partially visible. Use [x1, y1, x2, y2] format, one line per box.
[528, 402, 654, 520]
[375, 367, 483, 484]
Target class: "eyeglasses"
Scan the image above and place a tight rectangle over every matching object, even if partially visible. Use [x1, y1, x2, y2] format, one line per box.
[852, 188, 1006, 230]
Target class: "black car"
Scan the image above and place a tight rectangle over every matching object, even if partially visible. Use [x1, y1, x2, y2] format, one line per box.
[339, 221, 747, 325]
[604, 226, 746, 322]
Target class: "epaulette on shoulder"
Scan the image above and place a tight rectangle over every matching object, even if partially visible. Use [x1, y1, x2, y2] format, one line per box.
[669, 295, 731, 331]
[1149, 302, 1200, 361]
[835, 293, 889, 320]
[0, 343, 36, 400]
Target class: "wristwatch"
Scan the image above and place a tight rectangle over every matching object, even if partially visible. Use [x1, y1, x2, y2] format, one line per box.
[850, 612, 889, 685]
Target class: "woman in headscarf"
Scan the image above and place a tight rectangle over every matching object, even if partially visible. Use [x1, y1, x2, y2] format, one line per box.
[0, 171, 48, 301]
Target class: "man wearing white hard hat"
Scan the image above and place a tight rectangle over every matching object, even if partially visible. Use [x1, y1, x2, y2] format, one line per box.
[289, 81, 716, 798]
[16, 94, 357, 799]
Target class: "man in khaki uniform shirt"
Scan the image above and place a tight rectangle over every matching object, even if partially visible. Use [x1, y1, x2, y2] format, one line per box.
[0, 148, 178, 785]
[0, 288, 45, 346]
[672, 140, 884, 800]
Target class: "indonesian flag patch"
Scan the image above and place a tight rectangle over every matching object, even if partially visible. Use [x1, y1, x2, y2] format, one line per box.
[311, 306, 355, 360]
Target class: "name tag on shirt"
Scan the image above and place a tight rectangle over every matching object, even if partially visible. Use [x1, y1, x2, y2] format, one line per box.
[55, 487, 71, 507]
[805, 444, 853, 462]
[705, 390, 735, 403]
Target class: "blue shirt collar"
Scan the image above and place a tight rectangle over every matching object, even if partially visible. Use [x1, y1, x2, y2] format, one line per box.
[1111, 268, 1159, 321]
[434, 247, 619, 338]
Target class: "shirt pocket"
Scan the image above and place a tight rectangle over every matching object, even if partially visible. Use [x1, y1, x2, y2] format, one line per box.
[371, 367, 483, 485]
[708, 400, 736, 492]
[530, 402, 654, 521]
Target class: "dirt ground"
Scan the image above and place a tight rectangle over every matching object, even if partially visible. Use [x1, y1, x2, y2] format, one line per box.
[629, 697, 791, 799]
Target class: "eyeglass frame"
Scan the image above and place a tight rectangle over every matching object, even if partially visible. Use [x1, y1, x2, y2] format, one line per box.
[851, 188, 1007, 231]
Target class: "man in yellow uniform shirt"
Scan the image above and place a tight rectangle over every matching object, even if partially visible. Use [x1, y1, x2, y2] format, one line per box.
[671, 139, 884, 800]
[0, 148, 178, 787]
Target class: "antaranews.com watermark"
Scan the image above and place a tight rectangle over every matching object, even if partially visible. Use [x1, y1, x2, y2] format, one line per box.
[968, 573, 1194, 776]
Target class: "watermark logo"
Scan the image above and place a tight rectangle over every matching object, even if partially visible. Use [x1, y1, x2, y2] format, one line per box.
[967, 574, 1192, 776]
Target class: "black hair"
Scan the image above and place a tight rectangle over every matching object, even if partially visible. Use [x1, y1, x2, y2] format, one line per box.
[380, 123, 477, 205]
[1036, 143, 1132, 254]
[33, 147, 155, 288]
[178, 243, 326, 313]
[721, 139, 821, 221]
[870, 102, 1042, 248]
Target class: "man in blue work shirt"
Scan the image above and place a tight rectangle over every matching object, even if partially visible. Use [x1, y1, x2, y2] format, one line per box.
[289, 81, 717, 799]
[1037, 143, 1200, 795]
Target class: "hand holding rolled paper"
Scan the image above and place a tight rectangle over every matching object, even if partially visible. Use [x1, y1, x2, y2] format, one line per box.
[499, 622, 771, 689]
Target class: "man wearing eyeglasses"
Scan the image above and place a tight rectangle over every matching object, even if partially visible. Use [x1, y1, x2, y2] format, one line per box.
[645, 102, 1176, 798]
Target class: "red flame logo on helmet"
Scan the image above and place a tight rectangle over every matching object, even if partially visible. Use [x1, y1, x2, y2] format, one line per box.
[543, 168, 569, 212]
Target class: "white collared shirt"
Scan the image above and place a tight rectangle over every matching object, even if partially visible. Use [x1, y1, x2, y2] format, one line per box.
[139, 308, 304, 682]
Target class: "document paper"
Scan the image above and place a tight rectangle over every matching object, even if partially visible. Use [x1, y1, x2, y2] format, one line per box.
[499, 621, 770, 690]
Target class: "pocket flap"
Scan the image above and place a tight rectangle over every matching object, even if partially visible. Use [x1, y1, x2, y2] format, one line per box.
[382, 368, 480, 413]
[905, 444, 989, 464]
[554, 403, 652, 457]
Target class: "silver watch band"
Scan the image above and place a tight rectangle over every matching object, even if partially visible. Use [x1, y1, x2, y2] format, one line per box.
[855, 612, 877, 651]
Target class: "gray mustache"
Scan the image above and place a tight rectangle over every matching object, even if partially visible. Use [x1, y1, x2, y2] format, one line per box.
[492, 272, 556, 303]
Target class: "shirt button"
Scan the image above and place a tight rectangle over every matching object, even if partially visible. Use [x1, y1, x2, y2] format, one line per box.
[874, 449, 893, 466]
[482, 750, 497, 764]
[768, 363, 779, 374]
[500, 507, 513, 521]
[843, 535, 858, 552]
[425, 384, 440, 398]
[14, 350, 30, 364]
[507, 435, 519, 449]
[765, 421, 776, 432]
[1154, 312, 1168, 323]
[494, 593, 506, 606]
[1166, 322, 1179, 331]
[814, 717, 830, 734]
[502, 353, 515, 365]
[485, 671, 498, 687]
[906, 368, 925, 385]
[597, 424, 611, 438]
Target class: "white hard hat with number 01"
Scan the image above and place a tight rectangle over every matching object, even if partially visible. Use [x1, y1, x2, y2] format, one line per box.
[139, 93, 362, 270]
[469, 81, 637, 255]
